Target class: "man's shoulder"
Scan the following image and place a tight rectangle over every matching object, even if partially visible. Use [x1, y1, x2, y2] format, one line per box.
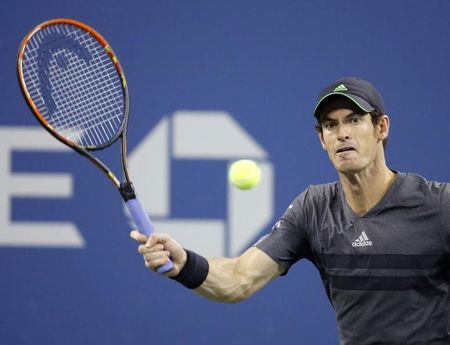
[387, 172, 450, 210]
[304, 181, 340, 198]
[401, 172, 449, 193]
[290, 181, 340, 209]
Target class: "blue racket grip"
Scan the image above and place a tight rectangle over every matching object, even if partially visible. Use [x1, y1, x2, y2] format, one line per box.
[126, 198, 174, 274]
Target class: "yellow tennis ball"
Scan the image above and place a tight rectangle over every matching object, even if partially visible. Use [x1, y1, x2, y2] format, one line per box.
[228, 160, 261, 190]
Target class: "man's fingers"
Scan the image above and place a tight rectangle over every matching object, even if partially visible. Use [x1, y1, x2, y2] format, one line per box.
[138, 243, 165, 254]
[143, 250, 170, 262]
[145, 233, 172, 248]
[130, 230, 148, 243]
[143, 252, 171, 271]
[131, 232, 182, 276]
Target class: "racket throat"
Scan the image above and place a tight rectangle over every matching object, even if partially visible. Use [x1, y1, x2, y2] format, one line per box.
[119, 182, 137, 201]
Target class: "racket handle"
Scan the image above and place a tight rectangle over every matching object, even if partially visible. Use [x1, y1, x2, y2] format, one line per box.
[125, 198, 174, 274]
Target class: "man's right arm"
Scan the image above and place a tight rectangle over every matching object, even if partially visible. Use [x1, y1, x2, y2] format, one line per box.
[196, 246, 283, 303]
[130, 230, 284, 303]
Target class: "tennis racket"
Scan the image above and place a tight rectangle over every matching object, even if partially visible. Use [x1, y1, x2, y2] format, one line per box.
[17, 18, 174, 274]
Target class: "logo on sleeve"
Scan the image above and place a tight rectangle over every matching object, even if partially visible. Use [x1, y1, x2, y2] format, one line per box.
[352, 231, 373, 247]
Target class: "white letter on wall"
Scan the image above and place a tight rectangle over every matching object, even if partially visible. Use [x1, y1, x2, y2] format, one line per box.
[0, 127, 84, 248]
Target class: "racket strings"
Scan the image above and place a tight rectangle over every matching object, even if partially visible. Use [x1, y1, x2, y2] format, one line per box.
[21, 23, 126, 148]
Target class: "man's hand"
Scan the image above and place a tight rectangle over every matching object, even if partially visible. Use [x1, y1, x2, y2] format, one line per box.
[130, 230, 187, 277]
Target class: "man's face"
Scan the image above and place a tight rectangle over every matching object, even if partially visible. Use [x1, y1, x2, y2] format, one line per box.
[317, 97, 388, 175]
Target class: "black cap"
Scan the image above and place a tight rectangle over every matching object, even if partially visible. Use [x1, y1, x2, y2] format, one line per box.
[313, 77, 385, 118]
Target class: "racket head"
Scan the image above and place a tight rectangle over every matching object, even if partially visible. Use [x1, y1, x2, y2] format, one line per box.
[17, 18, 129, 151]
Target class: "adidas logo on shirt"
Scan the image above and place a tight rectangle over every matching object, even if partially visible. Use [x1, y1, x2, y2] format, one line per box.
[352, 231, 373, 247]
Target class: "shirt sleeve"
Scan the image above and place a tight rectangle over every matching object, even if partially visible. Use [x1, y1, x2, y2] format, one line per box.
[440, 183, 450, 252]
[255, 188, 313, 274]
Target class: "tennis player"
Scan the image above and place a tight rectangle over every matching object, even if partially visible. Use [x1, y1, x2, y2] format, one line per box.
[130, 77, 450, 344]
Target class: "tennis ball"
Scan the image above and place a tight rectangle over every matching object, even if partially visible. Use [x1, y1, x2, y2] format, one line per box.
[228, 160, 261, 190]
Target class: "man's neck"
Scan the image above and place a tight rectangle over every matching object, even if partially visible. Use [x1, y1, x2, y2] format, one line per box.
[339, 165, 396, 216]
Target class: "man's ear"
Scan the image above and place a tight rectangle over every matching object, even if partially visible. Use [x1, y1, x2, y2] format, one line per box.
[378, 114, 390, 141]
[316, 127, 327, 150]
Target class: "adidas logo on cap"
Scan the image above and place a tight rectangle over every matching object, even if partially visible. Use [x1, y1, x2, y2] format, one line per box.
[352, 231, 373, 247]
[333, 84, 348, 92]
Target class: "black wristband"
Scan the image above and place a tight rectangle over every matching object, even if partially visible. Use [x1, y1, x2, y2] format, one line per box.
[171, 249, 209, 289]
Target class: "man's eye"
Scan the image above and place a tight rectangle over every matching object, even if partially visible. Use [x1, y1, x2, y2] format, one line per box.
[323, 122, 336, 130]
[349, 117, 361, 124]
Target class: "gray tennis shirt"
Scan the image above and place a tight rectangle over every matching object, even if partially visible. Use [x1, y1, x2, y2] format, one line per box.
[256, 172, 450, 345]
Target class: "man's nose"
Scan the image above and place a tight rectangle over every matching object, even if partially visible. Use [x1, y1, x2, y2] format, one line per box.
[336, 123, 350, 140]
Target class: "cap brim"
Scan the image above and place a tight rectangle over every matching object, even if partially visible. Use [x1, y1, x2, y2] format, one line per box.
[313, 92, 375, 118]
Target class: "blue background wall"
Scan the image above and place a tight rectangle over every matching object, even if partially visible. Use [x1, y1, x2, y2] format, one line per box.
[1, 1, 450, 344]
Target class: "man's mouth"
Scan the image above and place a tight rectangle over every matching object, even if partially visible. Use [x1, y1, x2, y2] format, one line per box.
[336, 147, 356, 154]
